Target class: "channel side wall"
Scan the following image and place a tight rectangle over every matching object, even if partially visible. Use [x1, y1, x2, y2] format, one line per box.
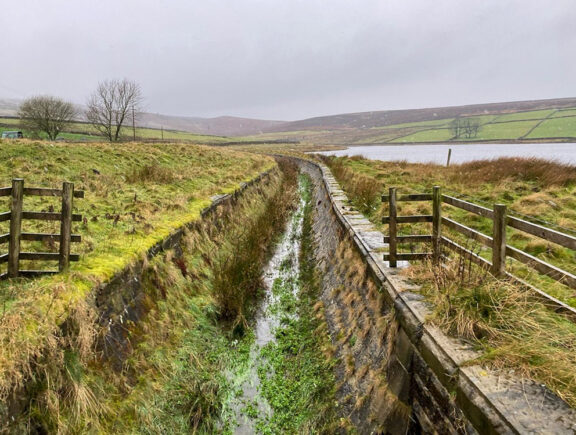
[3, 168, 276, 426]
[297, 158, 576, 434]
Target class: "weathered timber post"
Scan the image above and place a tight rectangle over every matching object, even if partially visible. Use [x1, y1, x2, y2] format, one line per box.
[59, 182, 74, 271]
[492, 204, 507, 277]
[432, 186, 442, 263]
[446, 148, 452, 167]
[388, 187, 398, 267]
[8, 179, 23, 277]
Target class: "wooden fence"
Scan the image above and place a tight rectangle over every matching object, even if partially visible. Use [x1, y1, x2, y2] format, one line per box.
[0, 179, 84, 278]
[381, 187, 576, 292]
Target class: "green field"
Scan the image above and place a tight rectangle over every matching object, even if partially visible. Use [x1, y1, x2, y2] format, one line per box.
[392, 127, 452, 143]
[474, 119, 539, 140]
[356, 131, 410, 143]
[236, 106, 576, 146]
[527, 117, 576, 138]
[493, 109, 555, 122]
[372, 118, 452, 130]
[392, 116, 533, 143]
[551, 109, 576, 118]
[0, 117, 237, 144]
[363, 110, 576, 144]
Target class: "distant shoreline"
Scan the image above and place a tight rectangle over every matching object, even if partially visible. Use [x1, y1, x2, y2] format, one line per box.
[340, 138, 576, 147]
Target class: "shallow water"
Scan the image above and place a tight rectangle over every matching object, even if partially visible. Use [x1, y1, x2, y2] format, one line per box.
[316, 142, 576, 164]
[225, 181, 305, 434]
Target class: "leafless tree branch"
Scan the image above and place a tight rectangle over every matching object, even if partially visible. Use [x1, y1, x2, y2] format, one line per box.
[86, 79, 143, 142]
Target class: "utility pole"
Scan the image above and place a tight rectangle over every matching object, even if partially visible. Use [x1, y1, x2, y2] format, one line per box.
[132, 105, 136, 141]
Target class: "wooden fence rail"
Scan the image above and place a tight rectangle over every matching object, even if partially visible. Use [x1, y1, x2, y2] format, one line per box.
[382, 186, 576, 292]
[0, 179, 83, 279]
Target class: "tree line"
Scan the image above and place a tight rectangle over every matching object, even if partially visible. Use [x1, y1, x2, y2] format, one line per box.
[16, 79, 142, 142]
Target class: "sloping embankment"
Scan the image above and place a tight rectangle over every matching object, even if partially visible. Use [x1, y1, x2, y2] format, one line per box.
[0, 165, 287, 432]
[297, 158, 576, 433]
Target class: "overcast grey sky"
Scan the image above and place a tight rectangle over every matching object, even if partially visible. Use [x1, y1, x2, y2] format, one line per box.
[1, 0, 575, 120]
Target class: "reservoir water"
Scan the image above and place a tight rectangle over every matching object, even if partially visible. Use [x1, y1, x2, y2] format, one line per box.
[316, 142, 576, 164]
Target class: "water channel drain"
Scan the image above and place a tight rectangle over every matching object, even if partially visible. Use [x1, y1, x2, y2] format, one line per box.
[224, 178, 306, 433]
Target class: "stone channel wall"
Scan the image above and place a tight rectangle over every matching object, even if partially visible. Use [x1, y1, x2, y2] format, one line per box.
[297, 158, 576, 434]
[3, 168, 276, 427]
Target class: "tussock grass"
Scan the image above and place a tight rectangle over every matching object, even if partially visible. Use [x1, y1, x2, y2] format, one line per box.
[126, 163, 176, 183]
[212, 159, 299, 327]
[0, 139, 275, 431]
[452, 157, 576, 187]
[407, 256, 576, 407]
[322, 154, 576, 304]
[319, 155, 383, 215]
[4, 158, 293, 433]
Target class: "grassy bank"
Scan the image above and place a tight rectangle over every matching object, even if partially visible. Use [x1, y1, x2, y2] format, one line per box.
[3, 155, 296, 432]
[320, 154, 576, 304]
[0, 117, 238, 144]
[408, 256, 576, 407]
[0, 140, 275, 428]
[89, 161, 299, 433]
[320, 154, 576, 407]
[0, 140, 274, 284]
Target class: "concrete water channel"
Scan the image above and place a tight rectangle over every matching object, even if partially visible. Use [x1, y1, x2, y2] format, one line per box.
[223, 177, 307, 433]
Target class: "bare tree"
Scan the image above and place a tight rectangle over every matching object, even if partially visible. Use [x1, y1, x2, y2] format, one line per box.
[449, 117, 463, 139]
[86, 79, 143, 142]
[462, 118, 481, 138]
[18, 95, 77, 140]
[450, 117, 481, 139]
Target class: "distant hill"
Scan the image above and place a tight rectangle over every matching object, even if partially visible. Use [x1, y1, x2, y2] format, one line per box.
[137, 113, 286, 136]
[0, 98, 286, 137]
[0, 99, 21, 116]
[3, 96, 575, 142]
[268, 97, 576, 132]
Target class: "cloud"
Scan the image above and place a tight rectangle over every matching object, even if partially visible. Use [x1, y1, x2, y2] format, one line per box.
[1, 0, 575, 120]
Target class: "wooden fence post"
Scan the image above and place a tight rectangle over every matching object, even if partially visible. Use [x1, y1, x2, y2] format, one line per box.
[388, 187, 398, 267]
[432, 186, 441, 263]
[59, 182, 74, 271]
[8, 179, 23, 278]
[492, 204, 507, 277]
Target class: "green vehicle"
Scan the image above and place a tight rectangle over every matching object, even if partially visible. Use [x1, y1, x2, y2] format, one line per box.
[1, 131, 23, 139]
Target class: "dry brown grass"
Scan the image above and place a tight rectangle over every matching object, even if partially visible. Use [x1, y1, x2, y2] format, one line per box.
[126, 163, 176, 183]
[407, 255, 576, 406]
[319, 155, 384, 215]
[451, 157, 576, 186]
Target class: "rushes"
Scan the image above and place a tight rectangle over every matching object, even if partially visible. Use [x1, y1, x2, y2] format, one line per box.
[212, 159, 299, 328]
